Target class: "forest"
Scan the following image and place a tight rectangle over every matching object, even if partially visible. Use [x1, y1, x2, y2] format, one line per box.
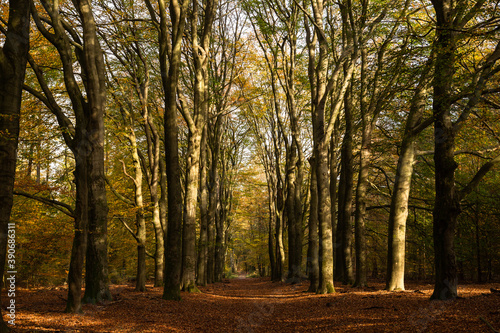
[1, 0, 500, 332]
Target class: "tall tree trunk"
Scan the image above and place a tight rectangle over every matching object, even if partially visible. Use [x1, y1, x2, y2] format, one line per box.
[0, 1, 30, 329]
[31, 0, 106, 310]
[315, 140, 334, 293]
[141, 75, 164, 288]
[353, 121, 370, 287]
[157, 159, 168, 287]
[286, 147, 298, 280]
[181, 132, 202, 291]
[152, 204, 164, 287]
[307, 3, 336, 291]
[133, 148, 147, 292]
[181, 0, 215, 291]
[339, 88, 354, 286]
[275, 185, 286, 282]
[197, 128, 209, 286]
[65, 155, 88, 313]
[307, 158, 320, 292]
[386, 75, 430, 291]
[330, 125, 340, 280]
[157, 0, 188, 301]
[207, 138, 219, 284]
[268, 196, 276, 279]
[74, 0, 111, 304]
[475, 202, 481, 283]
[336, 158, 346, 282]
[207, 179, 217, 283]
[430, 3, 459, 299]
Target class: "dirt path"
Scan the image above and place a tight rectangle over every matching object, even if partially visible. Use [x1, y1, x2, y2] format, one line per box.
[9, 277, 500, 332]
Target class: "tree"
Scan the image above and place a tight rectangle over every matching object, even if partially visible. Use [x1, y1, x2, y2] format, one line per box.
[0, 0, 30, 330]
[150, 0, 188, 300]
[99, 0, 165, 289]
[430, 0, 500, 300]
[386, 58, 433, 291]
[29, 0, 111, 309]
[177, 0, 217, 292]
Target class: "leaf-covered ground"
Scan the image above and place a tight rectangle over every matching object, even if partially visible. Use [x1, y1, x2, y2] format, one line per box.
[6, 277, 500, 332]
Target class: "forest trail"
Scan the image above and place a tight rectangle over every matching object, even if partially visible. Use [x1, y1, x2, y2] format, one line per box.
[10, 277, 500, 332]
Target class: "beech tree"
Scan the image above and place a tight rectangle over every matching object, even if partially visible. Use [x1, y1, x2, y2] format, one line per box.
[0, 0, 30, 330]
[99, 0, 165, 290]
[150, 0, 188, 300]
[26, 0, 111, 310]
[429, 0, 500, 300]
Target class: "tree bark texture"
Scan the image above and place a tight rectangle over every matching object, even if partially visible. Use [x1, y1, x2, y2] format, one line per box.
[307, 158, 320, 292]
[0, 0, 30, 329]
[158, 0, 187, 301]
[386, 77, 430, 291]
[75, 0, 111, 304]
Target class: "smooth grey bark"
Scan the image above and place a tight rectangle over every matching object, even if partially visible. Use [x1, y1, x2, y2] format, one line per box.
[354, 9, 410, 286]
[386, 66, 431, 291]
[305, 0, 335, 294]
[180, 0, 216, 292]
[197, 127, 209, 286]
[0, 0, 30, 329]
[122, 117, 147, 292]
[307, 158, 320, 292]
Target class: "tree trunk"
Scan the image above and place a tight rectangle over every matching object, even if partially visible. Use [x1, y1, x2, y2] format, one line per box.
[181, 132, 202, 291]
[286, 147, 298, 281]
[430, 7, 459, 300]
[135, 209, 147, 292]
[157, 0, 187, 301]
[197, 128, 209, 286]
[207, 142, 219, 284]
[152, 204, 164, 287]
[65, 155, 88, 313]
[182, 0, 215, 290]
[76, 0, 111, 304]
[330, 125, 340, 281]
[386, 81, 429, 291]
[339, 89, 354, 286]
[316, 140, 335, 293]
[275, 186, 286, 282]
[0, 1, 30, 329]
[156, 159, 167, 286]
[475, 203, 481, 283]
[353, 121, 370, 287]
[307, 158, 320, 292]
[268, 205, 276, 280]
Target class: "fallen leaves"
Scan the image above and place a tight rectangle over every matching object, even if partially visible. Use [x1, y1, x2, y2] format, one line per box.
[5, 278, 500, 332]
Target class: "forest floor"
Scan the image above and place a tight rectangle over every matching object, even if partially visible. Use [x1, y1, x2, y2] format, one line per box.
[5, 276, 500, 332]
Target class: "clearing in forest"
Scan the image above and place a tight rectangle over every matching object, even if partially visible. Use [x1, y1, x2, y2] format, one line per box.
[9, 277, 500, 332]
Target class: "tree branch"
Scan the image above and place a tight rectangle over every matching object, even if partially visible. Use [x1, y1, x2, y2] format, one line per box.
[459, 153, 500, 200]
[105, 177, 135, 206]
[13, 190, 75, 218]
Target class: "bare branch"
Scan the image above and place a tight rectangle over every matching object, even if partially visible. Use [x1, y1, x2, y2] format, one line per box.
[14, 190, 75, 217]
